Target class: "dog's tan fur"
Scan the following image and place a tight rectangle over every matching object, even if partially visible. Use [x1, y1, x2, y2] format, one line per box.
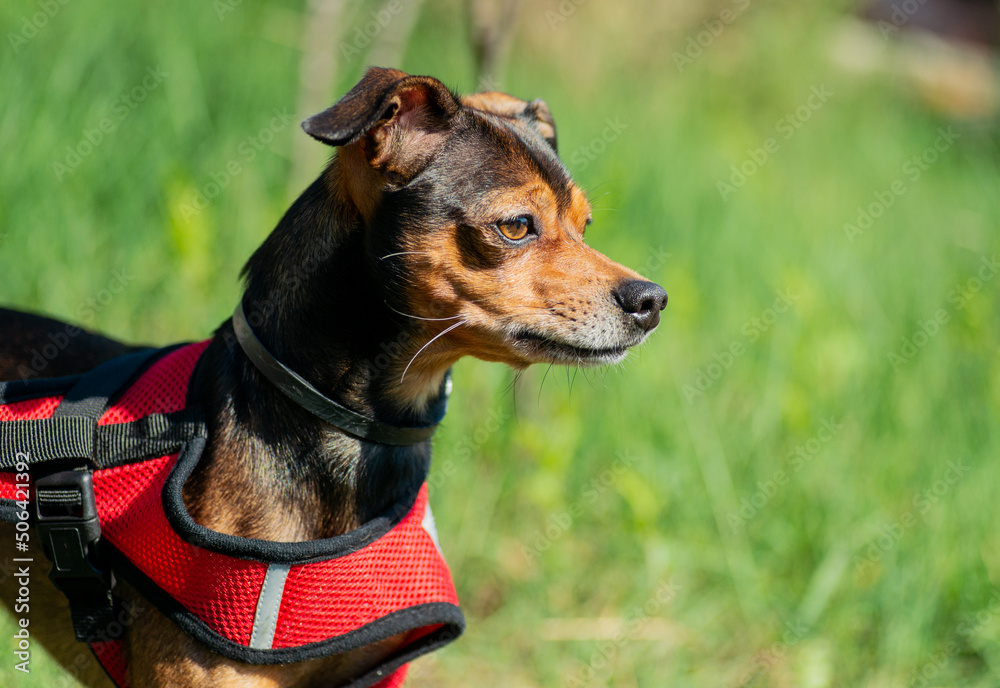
[0, 71, 665, 688]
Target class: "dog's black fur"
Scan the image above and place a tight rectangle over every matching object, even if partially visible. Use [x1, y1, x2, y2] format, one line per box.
[0, 67, 665, 687]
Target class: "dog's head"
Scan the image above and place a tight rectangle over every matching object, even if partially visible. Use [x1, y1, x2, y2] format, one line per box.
[303, 67, 666, 373]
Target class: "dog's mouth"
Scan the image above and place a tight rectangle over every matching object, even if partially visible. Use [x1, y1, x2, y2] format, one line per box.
[511, 330, 632, 365]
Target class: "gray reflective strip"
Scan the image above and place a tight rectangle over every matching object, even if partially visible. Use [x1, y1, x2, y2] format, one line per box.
[422, 502, 442, 554]
[249, 563, 290, 649]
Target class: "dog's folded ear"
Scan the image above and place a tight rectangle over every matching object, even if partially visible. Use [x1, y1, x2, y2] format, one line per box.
[461, 91, 558, 153]
[302, 67, 460, 181]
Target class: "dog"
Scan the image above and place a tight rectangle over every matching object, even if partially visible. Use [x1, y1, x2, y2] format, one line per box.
[0, 67, 666, 688]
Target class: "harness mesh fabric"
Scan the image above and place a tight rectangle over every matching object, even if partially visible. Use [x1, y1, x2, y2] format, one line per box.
[0, 341, 463, 688]
[0, 395, 63, 421]
[97, 342, 205, 425]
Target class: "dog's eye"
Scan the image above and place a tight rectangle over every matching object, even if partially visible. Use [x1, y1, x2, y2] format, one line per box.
[496, 215, 534, 242]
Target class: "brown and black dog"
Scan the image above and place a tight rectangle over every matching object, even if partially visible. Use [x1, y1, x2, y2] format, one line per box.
[0, 67, 666, 687]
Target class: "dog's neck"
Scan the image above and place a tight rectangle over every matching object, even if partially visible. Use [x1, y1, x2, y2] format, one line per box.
[186, 168, 452, 541]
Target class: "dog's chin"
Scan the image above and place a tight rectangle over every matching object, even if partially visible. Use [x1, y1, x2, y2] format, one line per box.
[510, 330, 639, 366]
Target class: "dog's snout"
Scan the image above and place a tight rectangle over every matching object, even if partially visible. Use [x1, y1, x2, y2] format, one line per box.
[614, 280, 668, 332]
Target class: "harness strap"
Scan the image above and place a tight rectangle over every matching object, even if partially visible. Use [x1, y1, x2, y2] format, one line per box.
[1, 339, 463, 686]
[0, 347, 193, 470]
[1, 412, 201, 470]
[0, 416, 95, 467]
[3, 346, 174, 643]
[52, 348, 161, 419]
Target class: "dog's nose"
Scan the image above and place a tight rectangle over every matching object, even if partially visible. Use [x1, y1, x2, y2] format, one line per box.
[614, 280, 668, 332]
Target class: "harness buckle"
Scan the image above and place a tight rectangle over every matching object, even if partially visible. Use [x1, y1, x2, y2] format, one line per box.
[35, 468, 120, 643]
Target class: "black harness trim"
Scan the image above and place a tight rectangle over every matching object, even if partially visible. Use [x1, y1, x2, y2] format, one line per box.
[103, 541, 463, 671]
[0, 339, 465, 687]
[0, 374, 79, 405]
[162, 435, 423, 564]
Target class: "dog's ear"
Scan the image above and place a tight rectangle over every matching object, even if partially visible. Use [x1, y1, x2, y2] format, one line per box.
[302, 67, 460, 181]
[461, 91, 558, 153]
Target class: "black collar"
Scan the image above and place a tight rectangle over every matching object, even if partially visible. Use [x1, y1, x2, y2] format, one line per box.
[231, 299, 447, 446]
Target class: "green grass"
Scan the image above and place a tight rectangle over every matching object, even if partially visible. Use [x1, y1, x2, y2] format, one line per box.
[2, 1, 1000, 686]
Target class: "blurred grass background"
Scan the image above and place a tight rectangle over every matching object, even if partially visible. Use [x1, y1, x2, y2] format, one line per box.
[2, 0, 1000, 686]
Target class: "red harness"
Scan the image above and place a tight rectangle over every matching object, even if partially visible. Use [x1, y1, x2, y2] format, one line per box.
[0, 342, 462, 688]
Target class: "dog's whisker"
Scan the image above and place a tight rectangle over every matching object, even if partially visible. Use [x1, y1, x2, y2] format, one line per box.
[511, 370, 521, 423]
[503, 373, 518, 397]
[385, 302, 463, 322]
[582, 180, 612, 196]
[501, 371, 520, 423]
[4, 63, 670, 688]
[538, 363, 554, 406]
[400, 320, 465, 383]
[379, 251, 431, 260]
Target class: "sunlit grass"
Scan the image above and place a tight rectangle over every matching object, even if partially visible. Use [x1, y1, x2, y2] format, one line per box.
[2, 1, 999, 686]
